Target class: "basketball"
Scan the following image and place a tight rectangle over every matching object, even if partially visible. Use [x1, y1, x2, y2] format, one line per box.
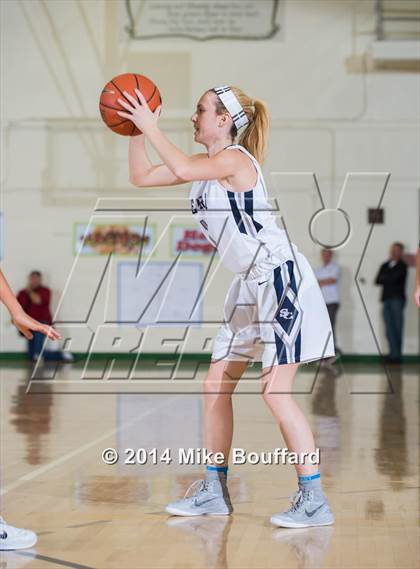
[99, 73, 162, 136]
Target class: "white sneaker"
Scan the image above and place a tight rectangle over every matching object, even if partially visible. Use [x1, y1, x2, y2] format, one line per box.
[0, 517, 37, 550]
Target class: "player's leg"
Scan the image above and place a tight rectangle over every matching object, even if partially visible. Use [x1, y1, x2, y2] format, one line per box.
[165, 359, 247, 517]
[262, 364, 334, 528]
[256, 254, 334, 527]
[262, 363, 317, 475]
[166, 275, 258, 517]
[203, 359, 248, 462]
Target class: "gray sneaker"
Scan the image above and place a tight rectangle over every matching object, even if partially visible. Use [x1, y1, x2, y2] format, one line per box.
[165, 479, 233, 516]
[271, 489, 334, 528]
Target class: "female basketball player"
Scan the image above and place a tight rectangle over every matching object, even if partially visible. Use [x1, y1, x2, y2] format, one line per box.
[118, 86, 335, 528]
[0, 269, 61, 549]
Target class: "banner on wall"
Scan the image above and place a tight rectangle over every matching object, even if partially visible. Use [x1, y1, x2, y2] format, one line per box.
[171, 225, 215, 257]
[74, 223, 155, 256]
[123, 0, 281, 41]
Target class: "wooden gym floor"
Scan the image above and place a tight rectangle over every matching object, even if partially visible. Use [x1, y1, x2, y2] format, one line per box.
[0, 360, 419, 569]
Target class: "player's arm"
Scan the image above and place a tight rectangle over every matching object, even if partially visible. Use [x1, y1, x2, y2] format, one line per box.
[128, 135, 206, 187]
[144, 125, 239, 182]
[120, 91, 239, 184]
[0, 270, 23, 317]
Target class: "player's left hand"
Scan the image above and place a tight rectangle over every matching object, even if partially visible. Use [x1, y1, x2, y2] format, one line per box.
[117, 89, 162, 134]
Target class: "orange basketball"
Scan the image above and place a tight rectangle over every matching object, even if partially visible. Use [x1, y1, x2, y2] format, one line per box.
[99, 73, 162, 136]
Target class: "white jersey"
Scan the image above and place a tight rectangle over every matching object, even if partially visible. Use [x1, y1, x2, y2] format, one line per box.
[190, 144, 295, 274]
[189, 145, 335, 365]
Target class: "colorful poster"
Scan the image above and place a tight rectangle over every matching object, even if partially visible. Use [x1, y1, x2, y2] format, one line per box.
[74, 223, 155, 256]
[171, 225, 215, 258]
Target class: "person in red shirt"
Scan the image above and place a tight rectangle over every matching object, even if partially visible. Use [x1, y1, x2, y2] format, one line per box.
[17, 271, 52, 325]
[17, 271, 72, 362]
[17, 271, 52, 361]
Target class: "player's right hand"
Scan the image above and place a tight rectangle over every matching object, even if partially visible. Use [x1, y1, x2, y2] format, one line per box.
[11, 309, 62, 340]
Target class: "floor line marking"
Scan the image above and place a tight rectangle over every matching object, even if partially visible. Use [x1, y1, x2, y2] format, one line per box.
[15, 551, 96, 569]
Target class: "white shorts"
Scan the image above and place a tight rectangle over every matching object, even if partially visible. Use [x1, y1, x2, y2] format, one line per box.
[212, 251, 335, 368]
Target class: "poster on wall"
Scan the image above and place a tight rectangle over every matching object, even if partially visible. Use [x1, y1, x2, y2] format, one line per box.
[74, 223, 155, 256]
[122, 0, 282, 41]
[118, 261, 203, 326]
[171, 225, 215, 258]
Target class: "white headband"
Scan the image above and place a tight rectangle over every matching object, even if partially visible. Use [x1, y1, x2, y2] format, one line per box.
[213, 85, 249, 130]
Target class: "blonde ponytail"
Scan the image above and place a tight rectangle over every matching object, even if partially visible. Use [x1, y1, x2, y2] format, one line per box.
[238, 98, 269, 164]
[211, 86, 270, 163]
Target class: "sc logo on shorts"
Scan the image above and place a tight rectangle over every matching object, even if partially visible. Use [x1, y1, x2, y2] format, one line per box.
[278, 308, 294, 320]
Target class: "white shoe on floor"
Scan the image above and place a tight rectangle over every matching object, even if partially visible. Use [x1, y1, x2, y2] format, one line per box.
[0, 517, 37, 550]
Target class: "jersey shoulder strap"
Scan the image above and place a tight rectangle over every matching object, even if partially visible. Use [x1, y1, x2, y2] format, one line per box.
[226, 144, 268, 197]
[225, 144, 259, 167]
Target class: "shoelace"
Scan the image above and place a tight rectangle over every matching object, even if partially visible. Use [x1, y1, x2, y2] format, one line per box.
[288, 489, 314, 512]
[183, 479, 210, 499]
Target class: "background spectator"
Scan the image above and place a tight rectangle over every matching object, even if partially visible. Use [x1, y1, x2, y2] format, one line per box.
[314, 249, 341, 362]
[17, 271, 73, 362]
[375, 242, 407, 364]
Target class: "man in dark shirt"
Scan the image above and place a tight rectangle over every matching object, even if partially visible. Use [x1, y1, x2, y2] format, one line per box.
[375, 242, 407, 364]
